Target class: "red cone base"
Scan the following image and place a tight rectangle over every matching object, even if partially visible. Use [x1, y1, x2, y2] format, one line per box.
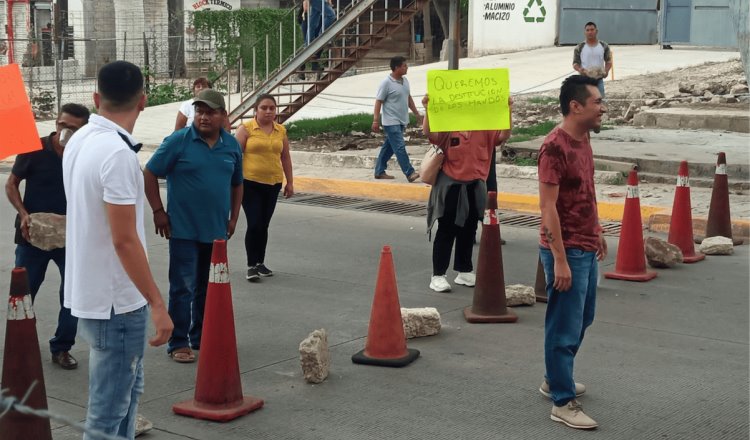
[351, 348, 420, 367]
[463, 306, 517, 323]
[172, 397, 264, 422]
[682, 253, 706, 264]
[603, 271, 657, 282]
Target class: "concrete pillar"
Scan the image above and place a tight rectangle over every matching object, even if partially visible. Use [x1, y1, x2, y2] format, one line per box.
[9, 1, 31, 66]
[730, 0, 750, 84]
[113, 0, 145, 67]
[143, 0, 170, 76]
[72, 0, 116, 77]
[0, 1, 8, 66]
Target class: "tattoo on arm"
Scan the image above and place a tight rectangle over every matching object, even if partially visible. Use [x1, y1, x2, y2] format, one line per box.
[543, 226, 555, 243]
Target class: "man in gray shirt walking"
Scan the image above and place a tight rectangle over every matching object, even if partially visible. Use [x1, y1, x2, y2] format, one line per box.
[372, 56, 422, 182]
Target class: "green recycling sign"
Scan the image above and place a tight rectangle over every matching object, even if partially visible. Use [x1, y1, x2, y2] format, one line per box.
[523, 0, 546, 23]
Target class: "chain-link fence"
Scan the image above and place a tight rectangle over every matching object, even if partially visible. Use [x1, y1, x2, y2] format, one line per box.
[2, 8, 205, 119]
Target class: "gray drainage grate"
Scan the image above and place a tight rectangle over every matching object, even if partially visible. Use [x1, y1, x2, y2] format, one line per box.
[354, 200, 427, 217]
[280, 193, 622, 235]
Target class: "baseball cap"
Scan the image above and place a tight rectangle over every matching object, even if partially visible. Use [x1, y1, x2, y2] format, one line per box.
[193, 89, 226, 110]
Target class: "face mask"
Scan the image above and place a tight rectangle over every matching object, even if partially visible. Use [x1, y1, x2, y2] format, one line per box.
[58, 128, 74, 147]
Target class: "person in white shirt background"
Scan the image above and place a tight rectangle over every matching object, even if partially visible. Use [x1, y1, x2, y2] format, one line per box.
[572, 22, 612, 99]
[174, 77, 210, 131]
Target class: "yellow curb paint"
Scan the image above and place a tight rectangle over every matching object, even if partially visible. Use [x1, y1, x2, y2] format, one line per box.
[296, 177, 431, 202]
[294, 177, 666, 222]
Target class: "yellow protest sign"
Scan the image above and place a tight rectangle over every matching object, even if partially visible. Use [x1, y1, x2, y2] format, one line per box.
[426, 68, 510, 132]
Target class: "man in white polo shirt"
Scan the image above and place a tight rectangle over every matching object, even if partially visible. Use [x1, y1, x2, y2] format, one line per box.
[63, 60, 173, 440]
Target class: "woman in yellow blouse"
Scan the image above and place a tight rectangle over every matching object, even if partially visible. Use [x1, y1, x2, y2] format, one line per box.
[234, 94, 294, 281]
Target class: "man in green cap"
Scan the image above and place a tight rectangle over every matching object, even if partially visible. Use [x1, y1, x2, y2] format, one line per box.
[143, 88, 243, 363]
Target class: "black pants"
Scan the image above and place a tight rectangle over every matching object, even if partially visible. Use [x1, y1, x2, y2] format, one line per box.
[486, 148, 497, 193]
[432, 183, 479, 276]
[242, 180, 282, 267]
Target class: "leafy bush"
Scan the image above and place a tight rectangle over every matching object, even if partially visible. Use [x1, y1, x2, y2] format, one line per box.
[191, 9, 303, 79]
[146, 83, 192, 107]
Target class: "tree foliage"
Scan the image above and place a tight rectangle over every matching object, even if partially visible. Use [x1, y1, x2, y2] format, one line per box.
[191, 8, 303, 79]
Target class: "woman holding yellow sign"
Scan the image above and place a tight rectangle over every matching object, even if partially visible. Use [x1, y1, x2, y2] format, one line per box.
[422, 94, 512, 293]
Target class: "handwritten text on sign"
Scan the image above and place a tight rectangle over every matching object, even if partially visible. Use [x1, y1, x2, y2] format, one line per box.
[427, 68, 510, 132]
[0, 64, 42, 160]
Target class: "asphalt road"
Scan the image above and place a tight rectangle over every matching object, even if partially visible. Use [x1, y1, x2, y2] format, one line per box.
[0, 186, 748, 440]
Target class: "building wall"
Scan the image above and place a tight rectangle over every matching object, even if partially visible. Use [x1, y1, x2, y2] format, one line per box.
[144, 0, 171, 75]
[241, 0, 281, 7]
[468, 0, 559, 57]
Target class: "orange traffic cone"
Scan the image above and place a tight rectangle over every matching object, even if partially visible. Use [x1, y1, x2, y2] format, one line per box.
[605, 170, 657, 282]
[702, 152, 743, 245]
[464, 192, 517, 323]
[0, 268, 52, 440]
[534, 257, 548, 303]
[668, 161, 705, 263]
[173, 240, 264, 421]
[352, 245, 419, 367]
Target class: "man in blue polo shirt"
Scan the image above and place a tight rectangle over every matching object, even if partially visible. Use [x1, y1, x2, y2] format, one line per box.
[144, 89, 243, 364]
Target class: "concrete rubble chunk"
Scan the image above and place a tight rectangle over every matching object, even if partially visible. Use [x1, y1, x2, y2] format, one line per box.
[730, 84, 749, 95]
[623, 103, 637, 121]
[401, 307, 441, 339]
[505, 284, 536, 307]
[710, 95, 728, 104]
[645, 236, 684, 268]
[699, 236, 734, 255]
[28, 212, 66, 251]
[299, 329, 330, 384]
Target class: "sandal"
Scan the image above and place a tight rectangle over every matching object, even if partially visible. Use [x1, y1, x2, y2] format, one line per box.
[169, 347, 195, 363]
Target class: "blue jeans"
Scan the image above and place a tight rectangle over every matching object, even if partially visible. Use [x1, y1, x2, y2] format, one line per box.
[596, 78, 605, 98]
[167, 239, 212, 353]
[539, 246, 597, 407]
[15, 244, 77, 354]
[375, 124, 415, 178]
[307, 0, 336, 42]
[79, 306, 148, 440]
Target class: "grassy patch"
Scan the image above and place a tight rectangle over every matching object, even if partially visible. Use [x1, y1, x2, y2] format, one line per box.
[285, 113, 373, 140]
[527, 96, 558, 105]
[512, 156, 538, 167]
[285, 113, 419, 140]
[508, 120, 557, 144]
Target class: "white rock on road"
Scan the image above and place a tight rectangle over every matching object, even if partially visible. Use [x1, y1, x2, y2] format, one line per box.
[299, 329, 330, 384]
[401, 307, 441, 339]
[505, 284, 536, 307]
[699, 236, 734, 255]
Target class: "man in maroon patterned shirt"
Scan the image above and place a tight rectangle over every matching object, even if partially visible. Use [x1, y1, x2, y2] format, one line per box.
[537, 75, 608, 430]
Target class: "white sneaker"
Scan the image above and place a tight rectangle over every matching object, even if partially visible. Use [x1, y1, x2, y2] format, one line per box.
[429, 275, 451, 292]
[454, 272, 476, 287]
[550, 400, 598, 430]
[539, 380, 586, 398]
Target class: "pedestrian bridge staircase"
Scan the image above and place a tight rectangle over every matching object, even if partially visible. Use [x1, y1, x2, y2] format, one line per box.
[228, 0, 429, 125]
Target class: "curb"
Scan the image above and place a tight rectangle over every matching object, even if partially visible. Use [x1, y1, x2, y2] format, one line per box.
[294, 176, 665, 222]
[647, 214, 750, 242]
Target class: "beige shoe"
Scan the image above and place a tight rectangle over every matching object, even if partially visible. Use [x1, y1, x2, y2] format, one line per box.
[135, 414, 153, 437]
[539, 379, 586, 398]
[551, 400, 598, 430]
